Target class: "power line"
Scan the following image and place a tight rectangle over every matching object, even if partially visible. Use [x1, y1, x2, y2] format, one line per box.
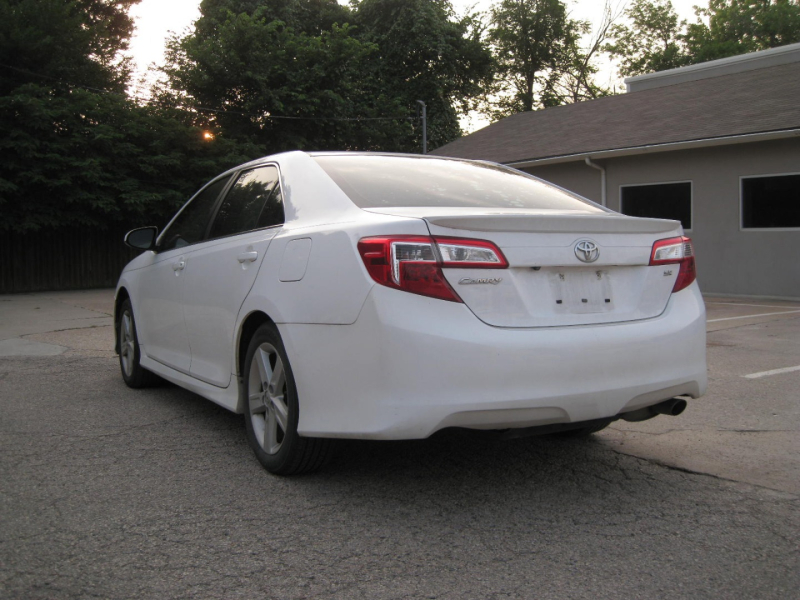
[1, 63, 420, 123]
[190, 103, 415, 122]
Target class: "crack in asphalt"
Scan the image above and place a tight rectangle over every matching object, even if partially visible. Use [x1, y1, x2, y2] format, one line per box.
[610, 427, 796, 435]
[600, 442, 799, 499]
[53, 298, 114, 317]
[19, 323, 112, 338]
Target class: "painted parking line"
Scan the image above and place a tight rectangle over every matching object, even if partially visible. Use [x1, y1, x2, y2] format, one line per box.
[706, 302, 800, 309]
[742, 365, 800, 380]
[707, 309, 800, 323]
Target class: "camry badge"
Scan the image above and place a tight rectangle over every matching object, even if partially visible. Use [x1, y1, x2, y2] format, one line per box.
[459, 277, 503, 285]
[574, 240, 600, 263]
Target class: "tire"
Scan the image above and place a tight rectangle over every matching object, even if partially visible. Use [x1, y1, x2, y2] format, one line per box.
[118, 299, 160, 388]
[242, 323, 333, 475]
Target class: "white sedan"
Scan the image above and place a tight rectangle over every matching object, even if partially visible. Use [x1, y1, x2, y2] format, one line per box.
[115, 152, 707, 474]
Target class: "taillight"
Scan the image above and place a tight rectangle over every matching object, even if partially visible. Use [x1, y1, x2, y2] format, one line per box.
[649, 236, 696, 293]
[357, 235, 508, 302]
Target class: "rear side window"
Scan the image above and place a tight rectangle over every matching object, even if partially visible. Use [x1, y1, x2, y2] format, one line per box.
[209, 166, 284, 239]
[160, 175, 231, 251]
[313, 155, 603, 212]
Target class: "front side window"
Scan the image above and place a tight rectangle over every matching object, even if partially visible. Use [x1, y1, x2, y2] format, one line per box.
[160, 176, 231, 251]
[208, 166, 284, 239]
[741, 174, 800, 229]
[620, 182, 692, 230]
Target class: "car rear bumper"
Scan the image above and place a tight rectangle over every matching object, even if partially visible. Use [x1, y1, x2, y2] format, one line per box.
[280, 282, 707, 440]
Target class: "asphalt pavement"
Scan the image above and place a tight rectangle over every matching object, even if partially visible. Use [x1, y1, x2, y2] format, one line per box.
[1, 289, 798, 599]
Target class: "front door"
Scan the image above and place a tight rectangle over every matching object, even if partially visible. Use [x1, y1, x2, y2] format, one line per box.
[137, 174, 232, 373]
[135, 248, 191, 372]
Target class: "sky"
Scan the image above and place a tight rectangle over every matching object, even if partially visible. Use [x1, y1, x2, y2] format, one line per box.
[126, 0, 707, 130]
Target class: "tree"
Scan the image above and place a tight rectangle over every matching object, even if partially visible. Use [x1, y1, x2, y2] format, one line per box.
[196, 0, 349, 35]
[0, 0, 140, 94]
[0, 0, 259, 233]
[545, 1, 623, 105]
[685, 0, 800, 63]
[604, 0, 688, 78]
[353, 0, 494, 150]
[0, 83, 259, 233]
[162, 0, 413, 152]
[160, 0, 493, 153]
[484, 0, 584, 118]
[605, 0, 800, 79]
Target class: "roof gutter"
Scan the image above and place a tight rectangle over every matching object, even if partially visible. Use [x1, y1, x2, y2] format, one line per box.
[506, 128, 800, 169]
[584, 157, 606, 207]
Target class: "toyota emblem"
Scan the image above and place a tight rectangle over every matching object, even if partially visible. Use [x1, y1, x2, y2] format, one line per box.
[574, 240, 600, 263]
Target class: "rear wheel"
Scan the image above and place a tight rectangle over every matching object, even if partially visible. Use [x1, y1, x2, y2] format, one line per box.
[243, 323, 333, 475]
[118, 299, 160, 388]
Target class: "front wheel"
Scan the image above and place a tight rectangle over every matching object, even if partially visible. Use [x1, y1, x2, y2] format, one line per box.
[243, 323, 333, 475]
[118, 299, 160, 388]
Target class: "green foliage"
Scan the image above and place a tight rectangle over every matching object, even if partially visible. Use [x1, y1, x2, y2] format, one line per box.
[197, 0, 349, 35]
[0, 84, 258, 232]
[163, 10, 404, 151]
[0, 0, 260, 233]
[0, 0, 140, 93]
[685, 0, 800, 62]
[605, 0, 800, 78]
[549, 1, 620, 106]
[2, 0, 494, 234]
[483, 0, 591, 118]
[353, 0, 494, 149]
[604, 0, 689, 77]
[160, 0, 493, 152]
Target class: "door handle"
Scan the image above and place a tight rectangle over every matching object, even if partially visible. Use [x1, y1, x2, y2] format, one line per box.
[237, 251, 258, 263]
[172, 259, 186, 271]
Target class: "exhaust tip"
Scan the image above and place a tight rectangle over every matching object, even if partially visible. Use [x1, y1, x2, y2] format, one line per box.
[670, 399, 688, 416]
[620, 397, 689, 422]
[657, 398, 687, 417]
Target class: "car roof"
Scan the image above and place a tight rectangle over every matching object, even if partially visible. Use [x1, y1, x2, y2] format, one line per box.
[228, 150, 491, 174]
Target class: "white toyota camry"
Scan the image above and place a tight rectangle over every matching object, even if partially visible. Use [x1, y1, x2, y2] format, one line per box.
[116, 151, 707, 474]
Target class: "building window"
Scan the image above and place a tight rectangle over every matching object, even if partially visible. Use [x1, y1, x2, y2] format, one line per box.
[741, 173, 800, 229]
[620, 182, 692, 230]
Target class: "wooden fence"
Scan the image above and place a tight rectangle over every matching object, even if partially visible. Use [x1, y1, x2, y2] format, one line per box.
[0, 227, 139, 294]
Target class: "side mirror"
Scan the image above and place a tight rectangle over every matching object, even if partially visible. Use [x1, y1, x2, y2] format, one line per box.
[124, 226, 158, 251]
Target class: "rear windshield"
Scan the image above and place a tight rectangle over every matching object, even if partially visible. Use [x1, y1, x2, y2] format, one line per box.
[313, 155, 603, 212]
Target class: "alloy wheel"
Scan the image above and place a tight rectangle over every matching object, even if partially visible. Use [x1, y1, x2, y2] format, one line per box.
[119, 311, 135, 378]
[248, 343, 289, 455]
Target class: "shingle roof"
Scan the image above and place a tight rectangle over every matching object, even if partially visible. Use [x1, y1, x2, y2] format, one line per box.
[431, 61, 800, 164]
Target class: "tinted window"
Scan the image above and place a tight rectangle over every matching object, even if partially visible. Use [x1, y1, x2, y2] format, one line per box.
[621, 182, 692, 230]
[161, 176, 231, 251]
[313, 155, 603, 212]
[259, 184, 283, 229]
[209, 166, 283, 239]
[742, 174, 800, 229]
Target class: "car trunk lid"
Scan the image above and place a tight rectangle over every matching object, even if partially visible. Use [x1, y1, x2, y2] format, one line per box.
[367, 208, 683, 328]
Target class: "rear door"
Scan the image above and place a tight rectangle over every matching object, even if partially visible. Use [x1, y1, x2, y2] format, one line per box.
[181, 165, 284, 387]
